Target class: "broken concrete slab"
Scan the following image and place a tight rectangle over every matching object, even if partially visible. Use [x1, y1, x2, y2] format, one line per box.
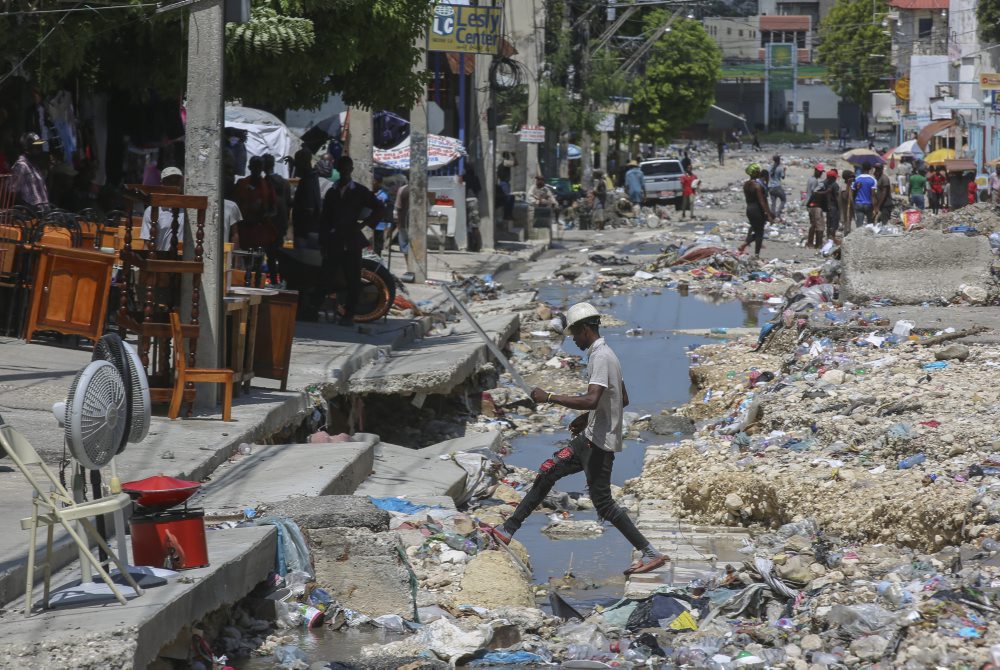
[197, 440, 375, 516]
[0, 526, 275, 670]
[262, 495, 390, 532]
[842, 229, 994, 305]
[348, 313, 520, 396]
[354, 431, 501, 503]
[310, 527, 413, 616]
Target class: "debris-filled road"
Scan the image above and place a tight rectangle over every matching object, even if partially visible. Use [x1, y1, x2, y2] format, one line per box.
[217, 143, 1000, 670]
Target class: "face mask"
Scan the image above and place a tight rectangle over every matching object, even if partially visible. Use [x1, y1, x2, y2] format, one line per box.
[329, 168, 340, 183]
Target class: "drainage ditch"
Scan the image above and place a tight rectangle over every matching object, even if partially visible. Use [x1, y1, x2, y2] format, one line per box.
[228, 286, 769, 669]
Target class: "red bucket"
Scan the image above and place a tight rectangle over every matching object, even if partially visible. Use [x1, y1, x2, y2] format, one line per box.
[130, 508, 209, 570]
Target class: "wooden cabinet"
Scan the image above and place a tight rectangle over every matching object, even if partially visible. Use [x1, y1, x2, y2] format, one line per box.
[25, 246, 115, 343]
[248, 289, 299, 390]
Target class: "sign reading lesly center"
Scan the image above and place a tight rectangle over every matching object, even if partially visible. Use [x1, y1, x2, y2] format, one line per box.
[429, 3, 503, 54]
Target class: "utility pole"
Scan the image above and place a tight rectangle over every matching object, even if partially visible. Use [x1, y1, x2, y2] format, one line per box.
[580, 11, 593, 189]
[558, 0, 571, 179]
[407, 42, 428, 282]
[474, 51, 495, 249]
[183, 0, 225, 404]
[347, 108, 373, 189]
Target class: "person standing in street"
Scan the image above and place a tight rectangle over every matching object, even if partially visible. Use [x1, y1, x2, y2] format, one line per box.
[873, 164, 893, 226]
[751, 131, 761, 151]
[908, 167, 927, 210]
[291, 148, 322, 249]
[805, 163, 825, 248]
[990, 165, 1000, 205]
[897, 159, 911, 197]
[852, 164, 878, 229]
[262, 154, 291, 283]
[10, 132, 50, 211]
[679, 166, 697, 219]
[487, 302, 670, 576]
[593, 169, 608, 230]
[840, 170, 856, 236]
[624, 161, 645, 206]
[680, 150, 692, 174]
[738, 163, 774, 257]
[927, 166, 946, 215]
[320, 156, 385, 327]
[824, 169, 840, 242]
[768, 154, 786, 221]
[968, 177, 979, 205]
[717, 138, 726, 166]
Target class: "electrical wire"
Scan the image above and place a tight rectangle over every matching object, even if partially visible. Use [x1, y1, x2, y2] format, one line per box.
[0, 4, 80, 87]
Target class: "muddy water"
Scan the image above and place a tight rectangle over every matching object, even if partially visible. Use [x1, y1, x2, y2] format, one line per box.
[505, 288, 768, 607]
[244, 289, 768, 667]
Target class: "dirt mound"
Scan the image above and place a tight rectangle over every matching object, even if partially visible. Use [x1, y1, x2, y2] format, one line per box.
[920, 202, 1000, 234]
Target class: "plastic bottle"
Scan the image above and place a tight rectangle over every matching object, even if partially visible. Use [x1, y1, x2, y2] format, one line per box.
[897, 453, 926, 469]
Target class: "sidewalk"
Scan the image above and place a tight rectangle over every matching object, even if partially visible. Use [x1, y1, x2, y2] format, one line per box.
[0, 241, 546, 609]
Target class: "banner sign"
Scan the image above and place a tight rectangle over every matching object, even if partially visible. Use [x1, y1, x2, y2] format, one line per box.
[518, 125, 546, 143]
[980, 73, 1000, 91]
[373, 134, 466, 170]
[429, 4, 503, 55]
[767, 43, 795, 91]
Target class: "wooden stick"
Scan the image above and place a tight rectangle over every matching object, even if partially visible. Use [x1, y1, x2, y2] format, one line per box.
[919, 325, 988, 347]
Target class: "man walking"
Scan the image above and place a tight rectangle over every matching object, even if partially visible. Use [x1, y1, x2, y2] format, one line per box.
[805, 163, 825, 248]
[873, 164, 893, 226]
[908, 167, 927, 210]
[624, 161, 645, 205]
[852, 164, 878, 230]
[990, 165, 1000, 205]
[320, 156, 385, 326]
[769, 154, 786, 221]
[488, 303, 669, 576]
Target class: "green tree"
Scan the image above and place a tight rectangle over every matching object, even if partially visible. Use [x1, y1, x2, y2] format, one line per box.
[628, 15, 722, 144]
[816, 0, 891, 112]
[977, 0, 1000, 44]
[1, 0, 434, 111]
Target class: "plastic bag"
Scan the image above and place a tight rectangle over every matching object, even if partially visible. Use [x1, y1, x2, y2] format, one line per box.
[273, 644, 308, 669]
[826, 603, 896, 638]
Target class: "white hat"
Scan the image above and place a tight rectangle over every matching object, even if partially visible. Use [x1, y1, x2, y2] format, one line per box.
[563, 302, 601, 334]
[161, 166, 183, 180]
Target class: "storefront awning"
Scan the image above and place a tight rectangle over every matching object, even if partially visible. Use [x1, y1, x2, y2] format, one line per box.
[944, 159, 976, 173]
[916, 119, 955, 151]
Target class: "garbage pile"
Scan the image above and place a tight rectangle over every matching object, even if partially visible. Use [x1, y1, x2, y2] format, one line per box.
[921, 202, 1000, 235]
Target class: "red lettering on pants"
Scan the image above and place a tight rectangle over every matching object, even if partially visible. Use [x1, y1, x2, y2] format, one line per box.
[539, 459, 556, 473]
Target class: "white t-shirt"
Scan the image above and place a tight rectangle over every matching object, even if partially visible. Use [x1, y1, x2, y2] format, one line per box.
[141, 207, 185, 251]
[584, 337, 625, 453]
[223, 199, 242, 242]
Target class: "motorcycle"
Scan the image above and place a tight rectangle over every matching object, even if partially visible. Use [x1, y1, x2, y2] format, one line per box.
[274, 246, 396, 323]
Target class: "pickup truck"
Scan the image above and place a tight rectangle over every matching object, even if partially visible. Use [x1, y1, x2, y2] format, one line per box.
[639, 159, 684, 206]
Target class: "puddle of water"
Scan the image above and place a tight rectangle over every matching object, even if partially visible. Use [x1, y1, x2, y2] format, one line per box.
[506, 289, 768, 599]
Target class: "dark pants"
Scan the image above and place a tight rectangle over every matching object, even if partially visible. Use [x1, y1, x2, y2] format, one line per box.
[325, 243, 362, 318]
[503, 435, 649, 551]
[745, 204, 766, 255]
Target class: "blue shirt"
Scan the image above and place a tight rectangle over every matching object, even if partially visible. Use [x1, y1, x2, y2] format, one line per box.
[625, 167, 645, 198]
[853, 174, 877, 206]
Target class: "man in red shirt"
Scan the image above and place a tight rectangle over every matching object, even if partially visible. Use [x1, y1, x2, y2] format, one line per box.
[968, 179, 979, 205]
[927, 167, 946, 214]
[679, 166, 697, 219]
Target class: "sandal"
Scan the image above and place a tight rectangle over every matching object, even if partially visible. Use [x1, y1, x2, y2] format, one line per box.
[624, 555, 669, 575]
[483, 524, 512, 546]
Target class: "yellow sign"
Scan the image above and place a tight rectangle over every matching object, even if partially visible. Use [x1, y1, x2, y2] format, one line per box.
[894, 77, 910, 101]
[429, 4, 503, 55]
[980, 73, 1000, 90]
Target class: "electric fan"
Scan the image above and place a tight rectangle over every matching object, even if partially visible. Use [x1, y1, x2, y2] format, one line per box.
[49, 360, 141, 605]
[92, 333, 151, 448]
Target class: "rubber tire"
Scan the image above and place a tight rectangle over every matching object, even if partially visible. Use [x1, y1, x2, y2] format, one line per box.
[354, 258, 396, 323]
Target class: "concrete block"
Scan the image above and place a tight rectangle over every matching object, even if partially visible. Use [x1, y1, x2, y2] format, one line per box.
[354, 443, 469, 502]
[310, 527, 413, 616]
[197, 441, 375, 515]
[263, 495, 390, 531]
[842, 228, 993, 304]
[451, 550, 534, 609]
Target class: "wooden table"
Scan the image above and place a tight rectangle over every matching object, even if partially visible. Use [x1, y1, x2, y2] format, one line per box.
[230, 287, 298, 391]
[224, 292, 262, 395]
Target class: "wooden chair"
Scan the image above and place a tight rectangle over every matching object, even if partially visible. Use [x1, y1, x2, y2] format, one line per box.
[168, 311, 233, 421]
[0, 220, 28, 335]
